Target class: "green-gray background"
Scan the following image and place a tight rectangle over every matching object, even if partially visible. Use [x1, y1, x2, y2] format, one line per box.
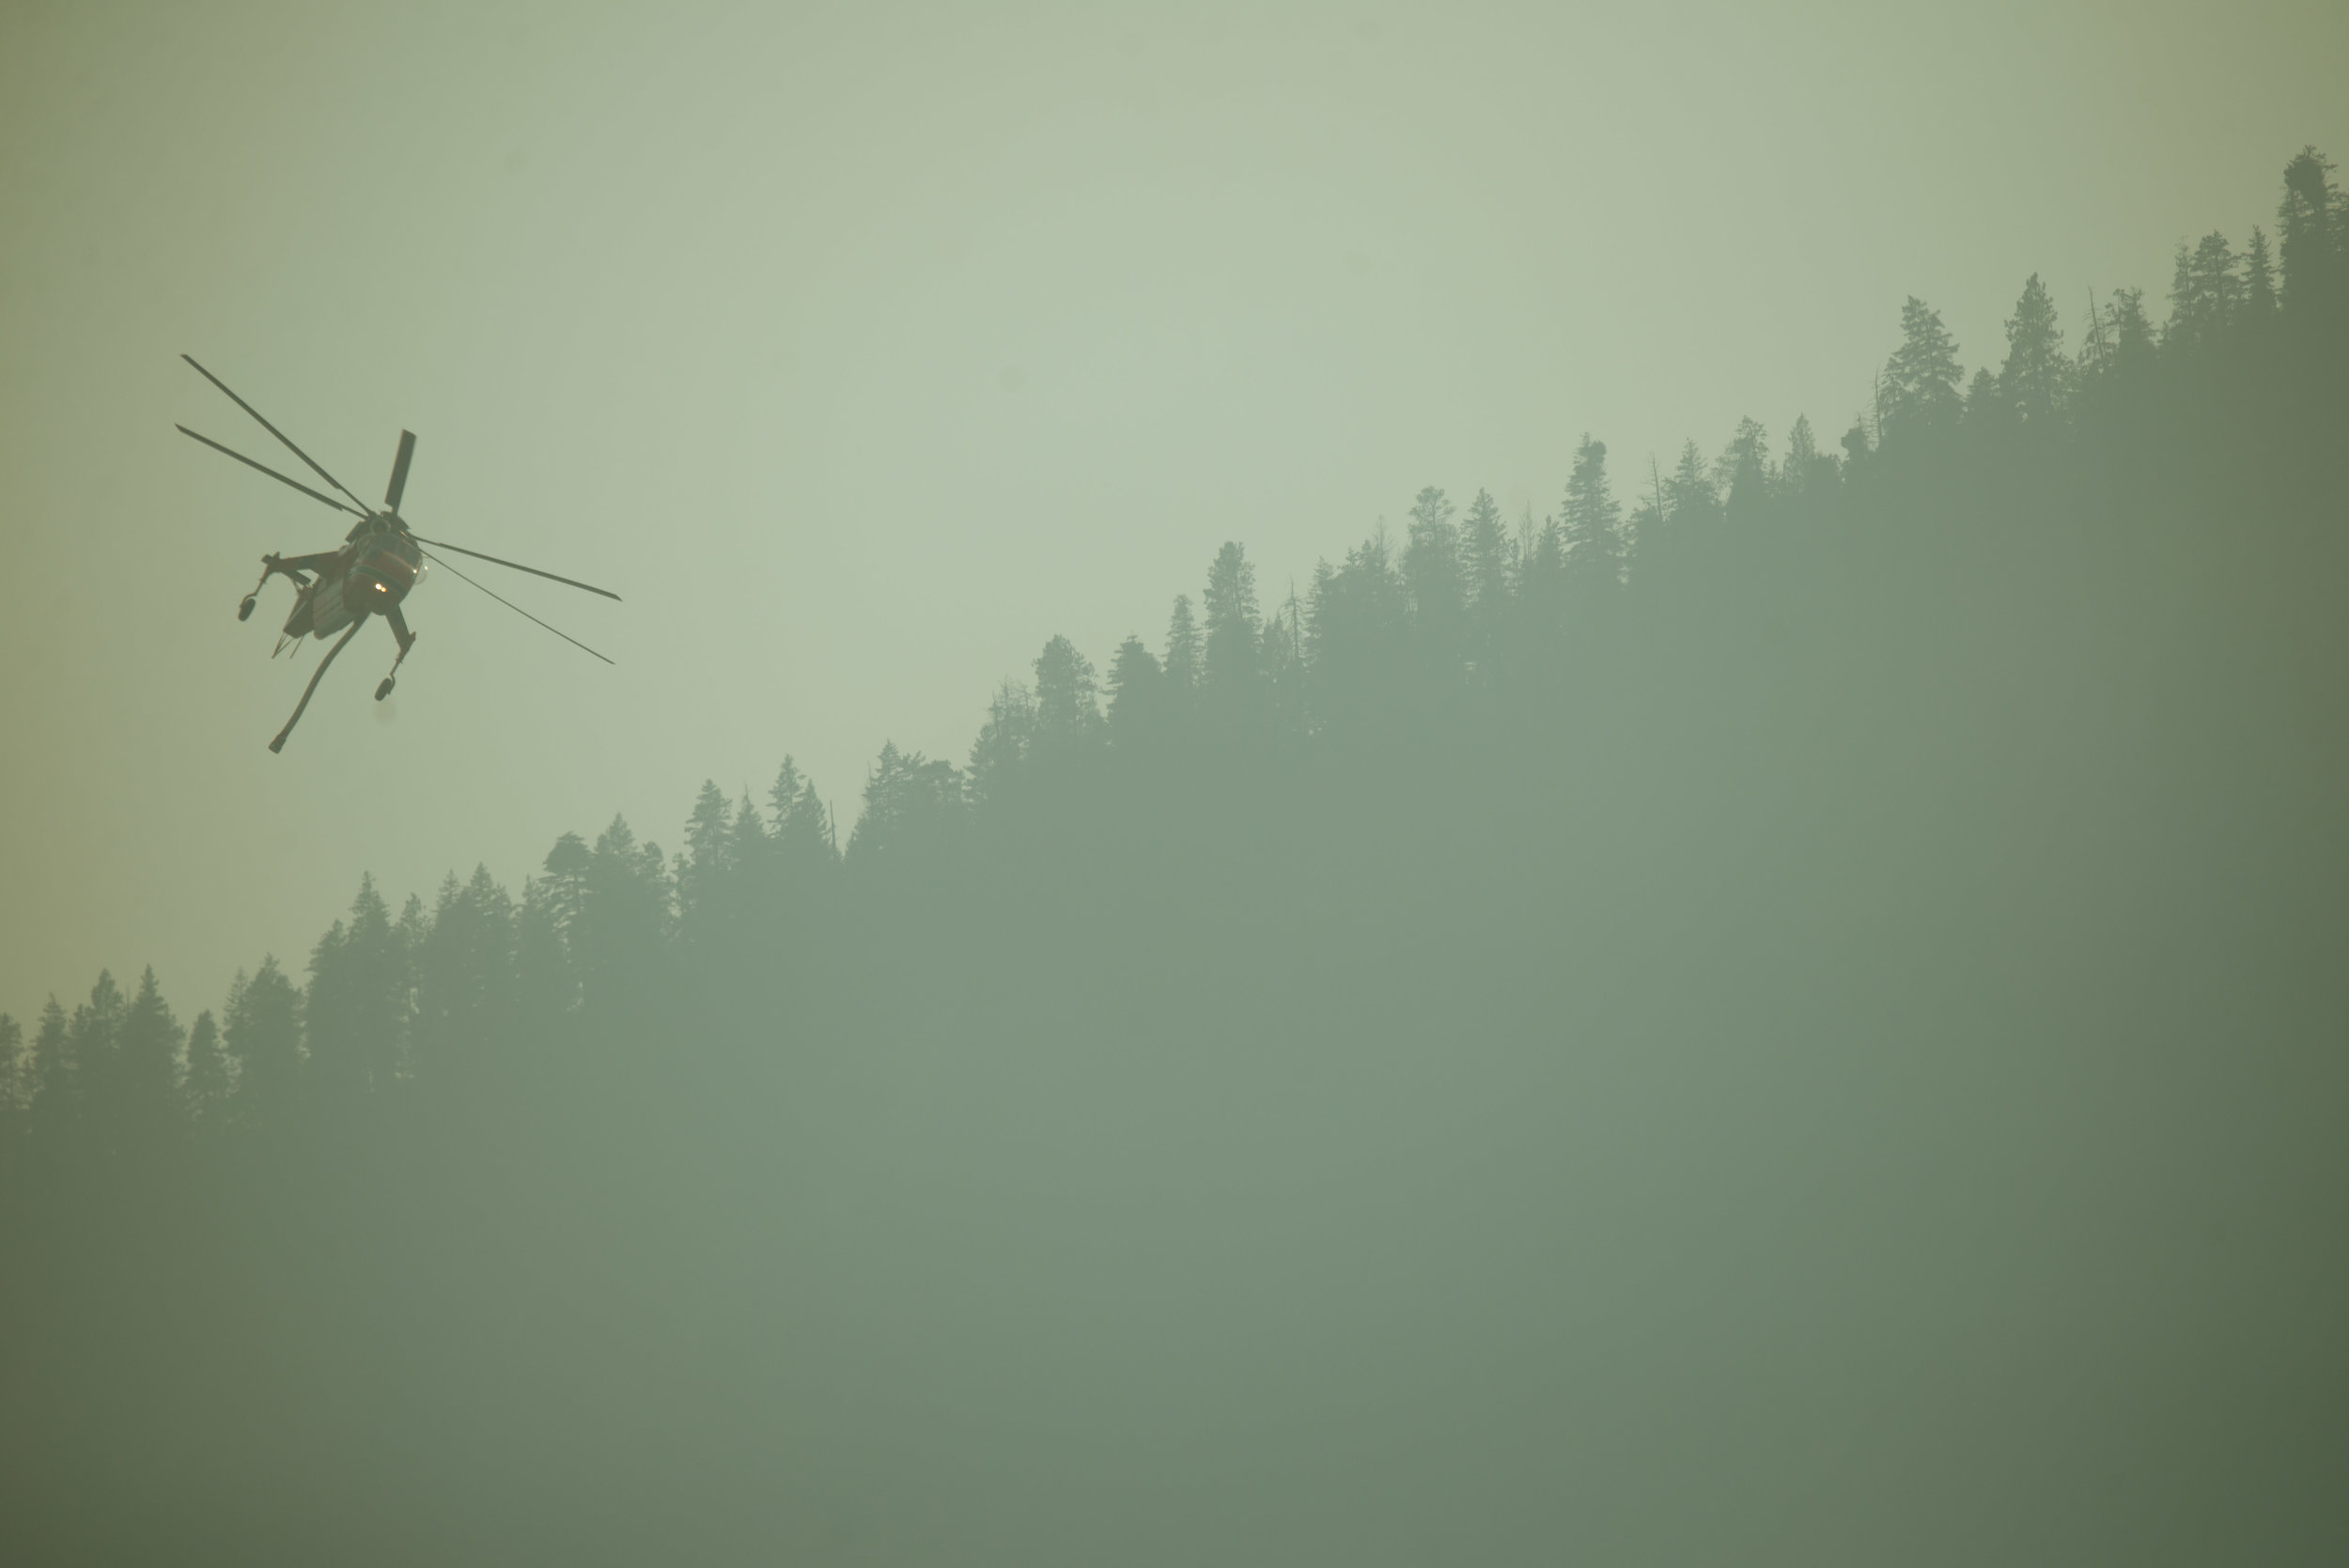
[3, 0, 2342, 1017]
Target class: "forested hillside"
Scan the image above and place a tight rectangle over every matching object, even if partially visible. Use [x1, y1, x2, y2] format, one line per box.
[4, 149, 2345, 1566]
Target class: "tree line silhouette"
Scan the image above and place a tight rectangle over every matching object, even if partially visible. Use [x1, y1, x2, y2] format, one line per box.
[1, 147, 2343, 1565]
[8, 148, 2341, 1140]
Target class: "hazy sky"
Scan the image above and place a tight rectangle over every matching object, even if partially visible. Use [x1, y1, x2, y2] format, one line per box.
[3, 0, 2343, 1021]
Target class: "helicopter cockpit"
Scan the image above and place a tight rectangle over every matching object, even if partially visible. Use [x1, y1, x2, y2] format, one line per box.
[350, 528, 424, 607]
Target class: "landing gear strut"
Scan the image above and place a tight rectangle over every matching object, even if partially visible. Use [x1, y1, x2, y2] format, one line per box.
[238, 555, 279, 622]
[377, 607, 416, 702]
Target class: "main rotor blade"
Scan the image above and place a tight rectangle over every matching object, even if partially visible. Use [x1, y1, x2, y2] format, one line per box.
[181, 354, 373, 515]
[421, 550, 615, 664]
[408, 535, 621, 601]
[385, 430, 416, 510]
[176, 426, 364, 516]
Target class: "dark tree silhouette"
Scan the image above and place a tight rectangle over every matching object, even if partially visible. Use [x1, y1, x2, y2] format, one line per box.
[7, 143, 2346, 1568]
[1880, 296, 1964, 442]
[221, 956, 302, 1127]
[1999, 272, 2071, 428]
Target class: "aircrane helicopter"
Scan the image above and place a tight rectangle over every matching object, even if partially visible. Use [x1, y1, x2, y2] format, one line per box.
[175, 355, 621, 752]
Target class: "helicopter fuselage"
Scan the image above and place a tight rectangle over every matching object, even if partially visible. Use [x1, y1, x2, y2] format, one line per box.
[281, 517, 423, 640]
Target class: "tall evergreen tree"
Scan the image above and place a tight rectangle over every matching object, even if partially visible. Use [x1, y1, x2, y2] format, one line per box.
[849, 743, 964, 863]
[1162, 595, 1202, 706]
[1663, 440, 1719, 528]
[1306, 530, 1410, 727]
[2167, 232, 2243, 349]
[222, 957, 303, 1127]
[1104, 635, 1167, 745]
[540, 832, 593, 947]
[62, 970, 126, 1127]
[412, 866, 518, 1086]
[0, 1013, 24, 1127]
[678, 781, 738, 929]
[1963, 367, 2003, 427]
[25, 997, 69, 1139]
[573, 817, 673, 1008]
[1562, 435, 1626, 594]
[2242, 225, 2278, 322]
[768, 757, 836, 876]
[1261, 589, 1308, 740]
[2278, 146, 2342, 322]
[1032, 635, 1104, 757]
[1458, 489, 1512, 627]
[967, 679, 1036, 805]
[2106, 287, 2156, 380]
[182, 1010, 232, 1124]
[1402, 487, 1465, 676]
[1714, 418, 1772, 515]
[1880, 297, 1964, 442]
[1780, 415, 1838, 504]
[305, 876, 412, 1103]
[729, 792, 770, 891]
[109, 966, 185, 1141]
[1200, 542, 1262, 722]
[1999, 272, 2070, 428]
[512, 879, 577, 1029]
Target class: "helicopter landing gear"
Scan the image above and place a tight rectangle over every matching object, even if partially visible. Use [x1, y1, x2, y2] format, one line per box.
[376, 607, 415, 703]
[240, 553, 290, 623]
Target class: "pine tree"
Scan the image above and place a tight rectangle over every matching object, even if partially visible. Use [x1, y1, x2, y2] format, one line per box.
[849, 743, 962, 862]
[63, 970, 126, 1126]
[222, 957, 303, 1127]
[182, 1010, 232, 1123]
[2278, 146, 2342, 322]
[1200, 542, 1262, 722]
[1780, 415, 1837, 504]
[966, 678, 1036, 803]
[1457, 488, 1513, 680]
[1306, 530, 1409, 727]
[541, 832, 593, 944]
[305, 875, 413, 1103]
[678, 781, 737, 929]
[1458, 489, 1512, 627]
[1562, 434, 1626, 594]
[2108, 287, 2156, 380]
[1032, 635, 1104, 757]
[512, 880, 576, 1029]
[1664, 441, 1719, 527]
[0, 1013, 24, 1132]
[1713, 419, 1772, 515]
[1104, 635, 1167, 744]
[769, 757, 837, 877]
[25, 997, 70, 1138]
[2242, 225, 2278, 322]
[1881, 297, 1964, 442]
[728, 790, 770, 897]
[1261, 589, 1308, 739]
[1839, 419, 1871, 466]
[1999, 272, 2070, 428]
[1402, 487, 1465, 673]
[110, 966, 185, 1140]
[412, 866, 517, 1088]
[1964, 367, 2003, 427]
[2167, 232, 2243, 349]
[573, 817, 673, 1009]
[1162, 596, 1202, 706]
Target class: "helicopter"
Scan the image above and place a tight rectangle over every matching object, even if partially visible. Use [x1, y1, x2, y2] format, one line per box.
[175, 355, 621, 753]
